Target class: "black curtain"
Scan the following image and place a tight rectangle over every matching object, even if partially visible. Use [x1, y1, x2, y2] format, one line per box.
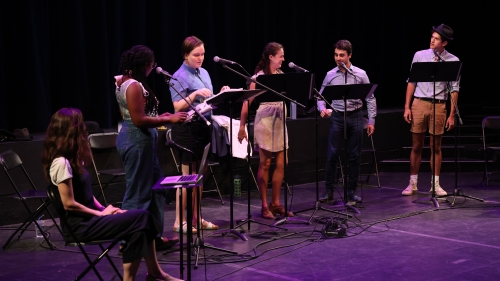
[0, 0, 494, 133]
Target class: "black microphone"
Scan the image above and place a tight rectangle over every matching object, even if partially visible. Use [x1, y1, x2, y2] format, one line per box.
[339, 62, 354, 75]
[288, 62, 309, 72]
[156, 67, 178, 81]
[213, 56, 237, 65]
[433, 49, 445, 62]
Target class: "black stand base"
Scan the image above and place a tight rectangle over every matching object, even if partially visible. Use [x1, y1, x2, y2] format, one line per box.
[192, 236, 238, 269]
[218, 227, 248, 241]
[294, 200, 352, 224]
[412, 196, 440, 208]
[273, 213, 310, 227]
[438, 188, 484, 207]
[235, 216, 288, 231]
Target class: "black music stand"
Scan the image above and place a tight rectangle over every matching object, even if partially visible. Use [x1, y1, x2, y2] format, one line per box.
[254, 73, 312, 227]
[318, 83, 378, 215]
[206, 88, 267, 240]
[152, 179, 200, 281]
[408, 61, 462, 208]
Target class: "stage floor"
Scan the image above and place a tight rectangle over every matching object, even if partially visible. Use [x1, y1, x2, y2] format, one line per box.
[1, 171, 500, 281]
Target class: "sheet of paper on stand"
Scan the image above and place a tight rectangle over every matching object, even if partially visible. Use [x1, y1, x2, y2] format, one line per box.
[184, 89, 244, 122]
[185, 102, 216, 122]
[214, 88, 244, 96]
[211, 115, 251, 159]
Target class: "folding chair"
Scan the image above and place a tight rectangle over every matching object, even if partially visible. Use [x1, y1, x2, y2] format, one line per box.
[204, 160, 224, 205]
[165, 128, 181, 173]
[0, 150, 62, 250]
[46, 184, 122, 281]
[88, 132, 126, 207]
[482, 116, 500, 186]
[358, 118, 381, 187]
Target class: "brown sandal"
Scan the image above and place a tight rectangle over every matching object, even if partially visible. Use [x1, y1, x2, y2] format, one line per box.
[261, 206, 275, 219]
[269, 203, 294, 217]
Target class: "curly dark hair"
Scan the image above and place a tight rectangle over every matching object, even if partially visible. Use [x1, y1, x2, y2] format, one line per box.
[42, 108, 91, 180]
[118, 45, 158, 116]
[255, 42, 283, 75]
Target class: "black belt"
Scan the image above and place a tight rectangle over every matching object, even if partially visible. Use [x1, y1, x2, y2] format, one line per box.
[415, 97, 446, 104]
[336, 107, 362, 115]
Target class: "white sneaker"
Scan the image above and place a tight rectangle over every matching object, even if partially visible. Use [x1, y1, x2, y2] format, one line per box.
[402, 179, 418, 195]
[429, 180, 447, 196]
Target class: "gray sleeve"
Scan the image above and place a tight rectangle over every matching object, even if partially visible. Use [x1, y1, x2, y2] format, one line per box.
[49, 157, 73, 186]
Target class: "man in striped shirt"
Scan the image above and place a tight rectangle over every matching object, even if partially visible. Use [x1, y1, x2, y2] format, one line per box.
[317, 39, 377, 203]
[402, 24, 460, 197]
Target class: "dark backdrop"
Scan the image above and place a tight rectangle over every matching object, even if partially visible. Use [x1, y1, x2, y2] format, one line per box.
[0, 0, 495, 133]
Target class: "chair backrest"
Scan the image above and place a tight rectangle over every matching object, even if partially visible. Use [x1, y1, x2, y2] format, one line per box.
[165, 128, 181, 173]
[482, 116, 500, 130]
[88, 132, 118, 149]
[166, 128, 173, 142]
[87, 132, 123, 170]
[0, 150, 23, 171]
[84, 121, 104, 135]
[0, 150, 38, 194]
[46, 184, 65, 221]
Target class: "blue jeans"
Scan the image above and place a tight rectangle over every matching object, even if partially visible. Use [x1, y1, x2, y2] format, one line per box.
[324, 110, 364, 192]
[117, 120, 166, 236]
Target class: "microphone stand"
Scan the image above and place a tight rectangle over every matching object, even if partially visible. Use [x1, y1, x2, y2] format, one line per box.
[435, 76, 483, 205]
[339, 70, 361, 214]
[217, 66, 308, 227]
[216, 64, 288, 234]
[412, 63, 440, 208]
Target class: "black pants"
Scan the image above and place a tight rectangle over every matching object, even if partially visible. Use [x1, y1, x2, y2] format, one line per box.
[171, 120, 211, 165]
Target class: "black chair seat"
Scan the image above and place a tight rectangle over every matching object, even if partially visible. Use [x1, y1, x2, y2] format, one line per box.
[97, 168, 126, 176]
[15, 190, 50, 200]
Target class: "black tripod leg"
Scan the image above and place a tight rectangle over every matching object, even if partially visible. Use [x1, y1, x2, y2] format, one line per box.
[235, 218, 287, 231]
[193, 237, 238, 269]
[440, 188, 484, 207]
[301, 201, 353, 224]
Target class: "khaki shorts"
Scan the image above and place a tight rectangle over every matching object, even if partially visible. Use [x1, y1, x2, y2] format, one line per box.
[410, 98, 447, 135]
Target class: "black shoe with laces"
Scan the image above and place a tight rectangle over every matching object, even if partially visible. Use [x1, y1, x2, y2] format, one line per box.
[319, 190, 334, 202]
[347, 190, 362, 202]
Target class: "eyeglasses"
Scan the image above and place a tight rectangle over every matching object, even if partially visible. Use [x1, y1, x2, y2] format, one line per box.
[152, 62, 157, 69]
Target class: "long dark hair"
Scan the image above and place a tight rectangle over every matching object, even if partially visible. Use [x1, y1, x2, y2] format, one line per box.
[42, 108, 91, 180]
[255, 42, 283, 75]
[118, 45, 157, 115]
